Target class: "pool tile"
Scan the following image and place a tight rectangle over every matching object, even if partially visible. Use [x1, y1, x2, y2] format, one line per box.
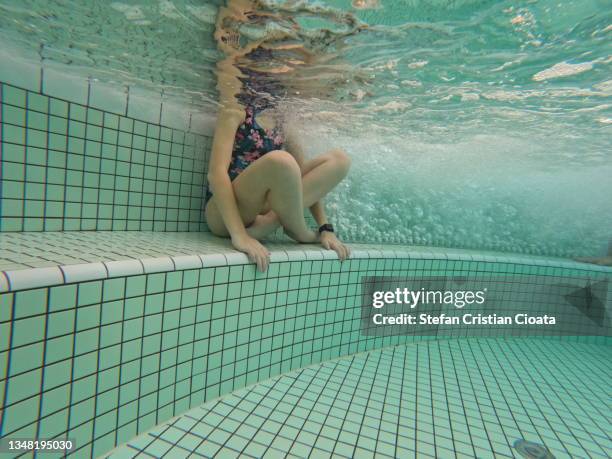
[0, 51, 41, 92]
[5, 266, 64, 291]
[141, 256, 174, 274]
[171, 254, 202, 271]
[61, 262, 108, 283]
[89, 79, 127, 115]
[105, 259, 144, 278]
[224, 252, 250, 265]
[200, 253, 228, 268]
[126, 86, 161, 125]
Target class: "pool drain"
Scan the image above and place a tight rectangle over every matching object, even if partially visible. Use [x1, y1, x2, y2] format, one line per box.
[513, 439, 555, 459]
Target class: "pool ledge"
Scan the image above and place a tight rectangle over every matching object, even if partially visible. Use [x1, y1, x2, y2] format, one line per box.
[1, 231, 609, 293]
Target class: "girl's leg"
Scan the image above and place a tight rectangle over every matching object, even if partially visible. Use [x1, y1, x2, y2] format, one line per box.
[246, 148, 351, 239]
[301, 148, 351, 207]
[205, 150, 315, 241]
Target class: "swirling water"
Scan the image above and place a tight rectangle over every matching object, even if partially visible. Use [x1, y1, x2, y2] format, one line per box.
[1, 0, 610, 257]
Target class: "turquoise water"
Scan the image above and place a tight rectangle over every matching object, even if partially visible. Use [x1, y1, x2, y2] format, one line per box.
[1, 2, 611, 458]
[1, 0, 610, 256]
[0, 0, 223, 107]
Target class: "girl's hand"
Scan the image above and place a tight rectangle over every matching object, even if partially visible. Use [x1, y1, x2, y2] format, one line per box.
[231, 233, 271, 272]
[320, 232, 351, 261]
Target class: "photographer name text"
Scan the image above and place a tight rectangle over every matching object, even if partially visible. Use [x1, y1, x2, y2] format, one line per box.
[371, 288, 556, 326]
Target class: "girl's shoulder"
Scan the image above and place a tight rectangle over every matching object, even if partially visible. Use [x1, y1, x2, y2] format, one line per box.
[218, 106, 245, 126]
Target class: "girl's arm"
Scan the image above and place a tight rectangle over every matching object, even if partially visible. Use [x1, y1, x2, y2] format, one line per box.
[207, 109, 247, 237]
[207, 108, 271, 271]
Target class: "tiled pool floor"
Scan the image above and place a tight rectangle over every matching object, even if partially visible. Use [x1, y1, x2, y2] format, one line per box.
[107, 338, 611, 459]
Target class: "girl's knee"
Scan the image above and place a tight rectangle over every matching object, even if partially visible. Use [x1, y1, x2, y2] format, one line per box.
[264, 150, 301, 176]
[329, 148, 351, 175]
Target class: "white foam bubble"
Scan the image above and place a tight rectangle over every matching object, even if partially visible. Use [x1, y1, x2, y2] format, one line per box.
[532, 61, 594, 81]
[407, 60, 428, 69]
[400, 80, 422, 87]
[461, 93, 480, 101]
[371, 101, 410, 112]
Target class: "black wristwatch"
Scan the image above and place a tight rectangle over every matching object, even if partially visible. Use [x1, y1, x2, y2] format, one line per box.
[318, 223, 334, 234]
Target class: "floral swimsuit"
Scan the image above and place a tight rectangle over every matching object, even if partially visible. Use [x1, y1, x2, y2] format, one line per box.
[205, 104, 285, 204]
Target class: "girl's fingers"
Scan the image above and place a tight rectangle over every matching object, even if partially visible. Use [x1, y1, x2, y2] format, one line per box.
[334, 243, 345, 261]
[253, 249, 264, 272]
[261, 248, 270, 271]
[248, 242, 269, 272]
[246, 237, 348, 267]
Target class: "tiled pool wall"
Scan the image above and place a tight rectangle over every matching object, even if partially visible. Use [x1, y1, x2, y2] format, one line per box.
[1, 255, 610, 458]
[0, 80, 321, 235]
[0, 81, 212, 232]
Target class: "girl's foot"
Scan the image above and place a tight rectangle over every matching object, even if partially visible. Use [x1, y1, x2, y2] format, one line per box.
[246, 211, 281, 240]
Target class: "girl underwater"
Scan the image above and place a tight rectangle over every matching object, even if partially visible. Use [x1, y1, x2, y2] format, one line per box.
[205, 0, 364, 271]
